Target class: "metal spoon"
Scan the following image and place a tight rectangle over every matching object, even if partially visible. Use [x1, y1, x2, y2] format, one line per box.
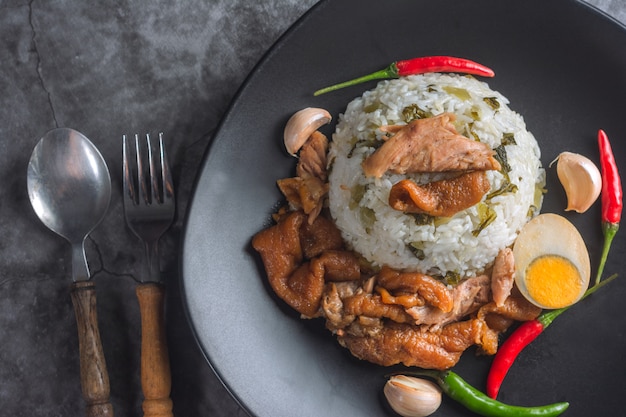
[27, 128, 114, 417]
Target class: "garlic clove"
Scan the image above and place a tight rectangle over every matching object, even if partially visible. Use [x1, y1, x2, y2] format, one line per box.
[283, 107, 332, 156]
[384, 375, 442, 417]
[550, 151, 602, 213]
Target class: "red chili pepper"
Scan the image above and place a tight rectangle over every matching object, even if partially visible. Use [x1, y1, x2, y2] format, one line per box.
[486, 273, 618, 399]
[596, 129, 622, 285]
[486, 313, 555, 399]
[313, 56, 495, 96]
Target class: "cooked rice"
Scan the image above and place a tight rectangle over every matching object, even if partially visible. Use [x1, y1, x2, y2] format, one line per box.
[327, 73, 545, 278]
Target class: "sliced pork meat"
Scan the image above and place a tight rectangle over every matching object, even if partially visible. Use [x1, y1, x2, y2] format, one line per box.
[253, 209, 540, 368]
[377, 287, 425, 309]
[322, 282, 358, 331]
[338, 319, 486, 369]
[277, 131, 330, 224]
[296, 130, 329, 181]
[251, 211, 316, 315]
[312, 250, 361, 282]
[342, 293, 415, 324]
[405, 274, 491, 328]
[477, 291, 542, 325]
[332, 273, 540, 368]
[252, 211, 361, 317]
[277, 176, 328, 224]
[388, 171, 491, 217]
[376, 266, 453, 313]
[252, 208, 541, 369]
[299, 214, 344, 259]
[491, 247, 516, 307]
[475, 293, 542, 354]
[361, 113, 501, 178]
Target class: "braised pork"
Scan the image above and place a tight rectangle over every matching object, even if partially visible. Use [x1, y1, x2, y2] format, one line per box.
[376, 266, 453, 313]
[338, 320, 485, 369]
[388, 171, 491, 217]
[277, 131, 330, 224]
[361, 113, 501, 178]
[404, 274, 491, 328]
[296, 130, 329, 181]
[252, 198, 540, 369]
[251, 211, 360, 317]
[491, 247, 516, 307]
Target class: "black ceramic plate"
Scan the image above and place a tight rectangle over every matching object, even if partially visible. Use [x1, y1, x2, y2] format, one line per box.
[182, 1, 626, 415]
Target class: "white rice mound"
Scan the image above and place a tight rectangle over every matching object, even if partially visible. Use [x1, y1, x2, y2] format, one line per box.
[327, 73, 545, 279]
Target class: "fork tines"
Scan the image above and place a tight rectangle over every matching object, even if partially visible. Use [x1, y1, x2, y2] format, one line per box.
[123, 133, 174, 207]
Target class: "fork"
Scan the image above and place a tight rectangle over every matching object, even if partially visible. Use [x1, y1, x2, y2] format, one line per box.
[123, 133, 175, 417]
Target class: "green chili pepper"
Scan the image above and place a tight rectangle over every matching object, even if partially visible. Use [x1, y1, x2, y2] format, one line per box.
[400, 370, 569, 417]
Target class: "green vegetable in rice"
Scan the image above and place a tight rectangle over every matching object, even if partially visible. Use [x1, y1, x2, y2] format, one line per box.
[444, 271, 462, 286]
[472, 203, 497, 237]
[364, 102, 382, 113]
[360, 207, 376, 231]
[411, 213, 434, 226]
[402, 104, 432, 122]
[486, 181, 519, 200]
[409, 242, 426, 260]
[501, 132, 516, 146]
[483, 96, 500, 110]
[443, 85, 471, 101]
[349, 184, 367, 210]
[493, 144, 512, 173]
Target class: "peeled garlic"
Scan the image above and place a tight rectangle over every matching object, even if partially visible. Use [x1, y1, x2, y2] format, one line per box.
[550, 151, 601, 213]
[384, 375, 442, 417]
[283, 107, 332, 156]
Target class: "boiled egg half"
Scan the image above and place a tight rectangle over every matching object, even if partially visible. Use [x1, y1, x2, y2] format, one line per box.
[513, 213, 590, 309]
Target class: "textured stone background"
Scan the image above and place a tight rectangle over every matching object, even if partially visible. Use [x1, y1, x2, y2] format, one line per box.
[0, 1, 622, 416]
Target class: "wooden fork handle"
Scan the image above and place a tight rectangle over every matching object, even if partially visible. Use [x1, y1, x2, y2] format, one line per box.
[136, 283, 174, 417]
[70, 281, 114, 417]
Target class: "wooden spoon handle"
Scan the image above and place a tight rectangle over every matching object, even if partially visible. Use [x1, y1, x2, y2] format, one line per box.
[136, 283, 174, 417]
[70, 281, 114, 417]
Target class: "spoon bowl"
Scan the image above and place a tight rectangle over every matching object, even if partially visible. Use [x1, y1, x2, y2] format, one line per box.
[27, 128, 111, 281]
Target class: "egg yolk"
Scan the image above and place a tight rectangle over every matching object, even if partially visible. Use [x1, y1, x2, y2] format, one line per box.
[525, 255, 583, 309]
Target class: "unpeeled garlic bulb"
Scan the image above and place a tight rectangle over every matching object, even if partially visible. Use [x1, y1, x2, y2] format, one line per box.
[384, 375, 442, 417]
[550, 151, 601, 213]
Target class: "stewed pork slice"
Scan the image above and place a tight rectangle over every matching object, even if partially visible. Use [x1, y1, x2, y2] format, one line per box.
[475, 292, 542, 355]
[361, 113, 501, 178]
[251, 210, 360, 317]
[388, 171, 491, 217]
[298, 213, 344, 259]
[338, 319, 486, 369]
[322, 282, 360, 331]
[336, 284, 542, 369]
[404, 274, 491, 328]
[277, 176, 327, 224]
[341, 292, 416, 324]
[277, 131, 330, 224]
[296, 130, 329, 181]
[375, 266, 453, 313]
[491, 247, 516, 307]
[253, 209, 542, 369]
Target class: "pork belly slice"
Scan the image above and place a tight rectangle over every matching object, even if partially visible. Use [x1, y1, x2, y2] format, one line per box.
[338, 319, 485, 370]
[252, 211, 360, 317]
[388, 171, 491, 217]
